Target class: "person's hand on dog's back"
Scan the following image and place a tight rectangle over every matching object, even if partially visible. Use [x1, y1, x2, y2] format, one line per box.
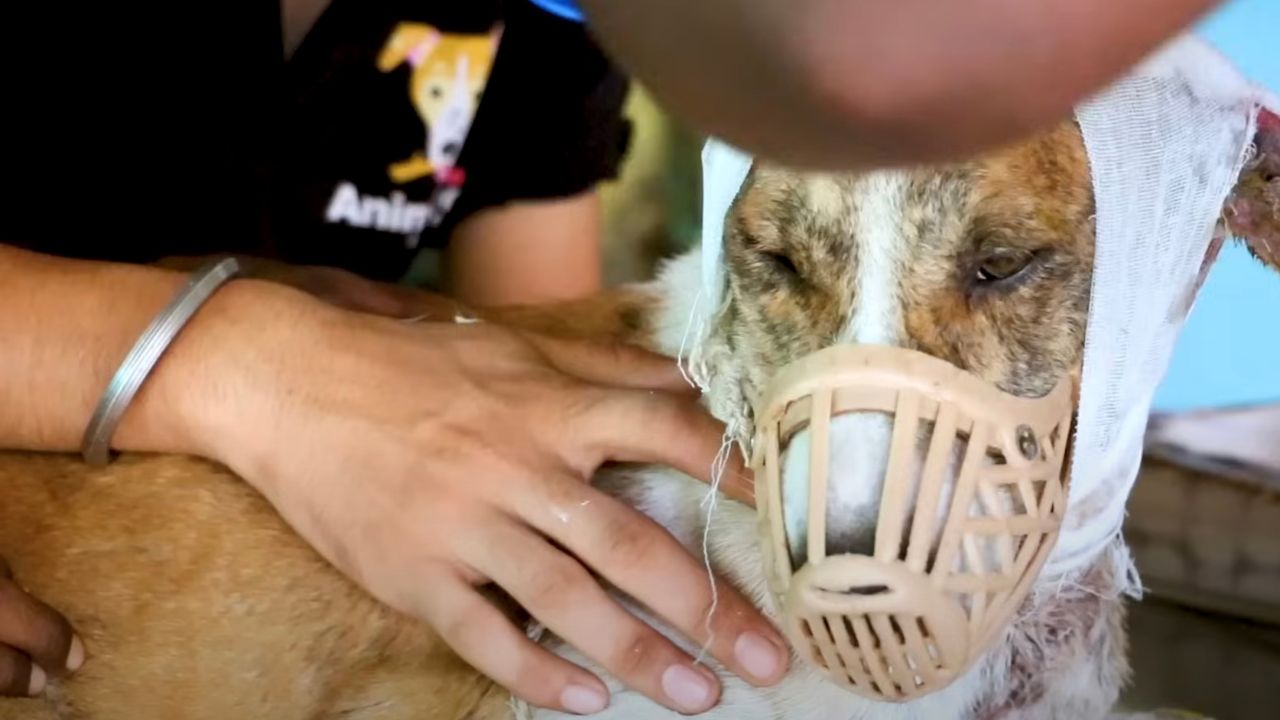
[0, 556, 84, 698]
[179, 298, 786, 715]
[0, 246, 785, 716]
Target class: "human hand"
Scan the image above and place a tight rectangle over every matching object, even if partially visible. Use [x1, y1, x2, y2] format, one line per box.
[169, 292, 784, 715]
[0, 556, 84, 697]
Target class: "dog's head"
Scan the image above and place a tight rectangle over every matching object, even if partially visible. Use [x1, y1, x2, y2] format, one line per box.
[700, 111, 1280, 562]
[378, 23, 502, 169]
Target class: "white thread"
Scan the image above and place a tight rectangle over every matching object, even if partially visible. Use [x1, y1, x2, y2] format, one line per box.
[694, 422, 739, 666]
[676, 287, 705, 390]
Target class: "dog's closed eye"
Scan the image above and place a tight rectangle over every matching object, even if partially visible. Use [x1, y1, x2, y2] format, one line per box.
[765, 251, 800, 277]
[741, 227, 803, 279]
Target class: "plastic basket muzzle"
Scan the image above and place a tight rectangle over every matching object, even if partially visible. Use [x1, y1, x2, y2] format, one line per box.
[750, 345, 1074, 702]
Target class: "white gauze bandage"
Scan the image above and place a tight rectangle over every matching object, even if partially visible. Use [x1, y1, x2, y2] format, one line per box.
[685, 139, 752, 394]
[1046, 35, 1262, 577]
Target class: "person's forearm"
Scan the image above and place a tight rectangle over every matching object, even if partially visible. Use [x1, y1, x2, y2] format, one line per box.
[0, 246, 296, 457]
[446, 194, 604, 307]
[580, 0, 1223, 169]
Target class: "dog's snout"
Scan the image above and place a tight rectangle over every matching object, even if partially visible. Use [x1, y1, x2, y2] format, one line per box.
[781, 412, 894, 565]
[442, 142, 460, 159]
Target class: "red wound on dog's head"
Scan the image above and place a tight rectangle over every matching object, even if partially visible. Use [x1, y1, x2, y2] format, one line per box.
[1223, 106, 1280, 272]
[1256, 107, 1280, 166]
[1259, 107, 1280, 133]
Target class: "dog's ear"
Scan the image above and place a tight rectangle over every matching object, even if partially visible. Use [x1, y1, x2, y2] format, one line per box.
[1223, 107, 1280, 274]
[377, 22, 440, 72]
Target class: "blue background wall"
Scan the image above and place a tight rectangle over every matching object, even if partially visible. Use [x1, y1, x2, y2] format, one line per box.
[1153, 0, 1280, 412]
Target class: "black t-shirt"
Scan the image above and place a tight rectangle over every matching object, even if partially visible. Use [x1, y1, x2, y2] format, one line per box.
[0, 1, 630, 281]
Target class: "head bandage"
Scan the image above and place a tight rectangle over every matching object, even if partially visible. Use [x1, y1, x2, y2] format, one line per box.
[691, 34, 1269, 702]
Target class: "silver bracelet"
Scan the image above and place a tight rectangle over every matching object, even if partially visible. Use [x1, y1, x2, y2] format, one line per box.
[81, 256, 243, 465]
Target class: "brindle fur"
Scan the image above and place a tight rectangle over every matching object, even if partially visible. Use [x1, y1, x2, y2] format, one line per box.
[722, 123, 1095, 412]
[1, 117, 1277, 720]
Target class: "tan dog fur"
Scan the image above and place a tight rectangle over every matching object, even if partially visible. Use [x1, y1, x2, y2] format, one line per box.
[1, 118, 1278, 720]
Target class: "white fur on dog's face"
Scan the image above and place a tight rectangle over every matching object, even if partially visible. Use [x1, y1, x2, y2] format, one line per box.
[780, 174, 910, 563]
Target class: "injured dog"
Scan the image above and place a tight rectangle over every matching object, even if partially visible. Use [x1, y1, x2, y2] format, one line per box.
[1, 114, 1277, 720]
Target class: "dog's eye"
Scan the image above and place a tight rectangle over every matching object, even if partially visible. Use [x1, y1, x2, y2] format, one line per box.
[429, 85, 444, 99]
[975, 249, 1035, 283]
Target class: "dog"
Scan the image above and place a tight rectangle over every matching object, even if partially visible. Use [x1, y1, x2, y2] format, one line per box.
[1, 113, 1277, 720]
[377, 22, 502, 186]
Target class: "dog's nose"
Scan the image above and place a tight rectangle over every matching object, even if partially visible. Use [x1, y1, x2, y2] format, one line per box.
[442, 142, 460, 159]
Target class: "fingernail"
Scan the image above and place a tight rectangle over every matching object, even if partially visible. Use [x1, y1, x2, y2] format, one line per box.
[735, 632, 783, 681]
[661, 664, 714, 713]
[27, 664, 46, 697]
[66, 635, 86, 672]
[560, 684, 608, 715]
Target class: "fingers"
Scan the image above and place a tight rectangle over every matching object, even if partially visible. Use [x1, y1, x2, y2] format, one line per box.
[518, 480, 788, 693]
[527, 334, 697, 395]
[0, 645, 38, 698]
[571, 389, 755, 504]
[0, 577, 80, 682]
[465, 521, 725, 715]
[0, 569, 81, 699]
[416, 567, 611, 716]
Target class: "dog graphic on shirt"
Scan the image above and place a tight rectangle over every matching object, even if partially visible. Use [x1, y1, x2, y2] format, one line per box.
[377, 23, 502, 185]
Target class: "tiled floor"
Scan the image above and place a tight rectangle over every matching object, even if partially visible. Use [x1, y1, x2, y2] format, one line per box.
[1120, 598, 1280, 719]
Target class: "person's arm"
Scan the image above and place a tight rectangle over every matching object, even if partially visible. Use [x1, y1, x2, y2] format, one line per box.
[0, 244, 786, 714]
[445, 191, 603, 307]
[0, 247, 259, 698]
[578, 0, 1225, 169]
[0, 247, 212, 453]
